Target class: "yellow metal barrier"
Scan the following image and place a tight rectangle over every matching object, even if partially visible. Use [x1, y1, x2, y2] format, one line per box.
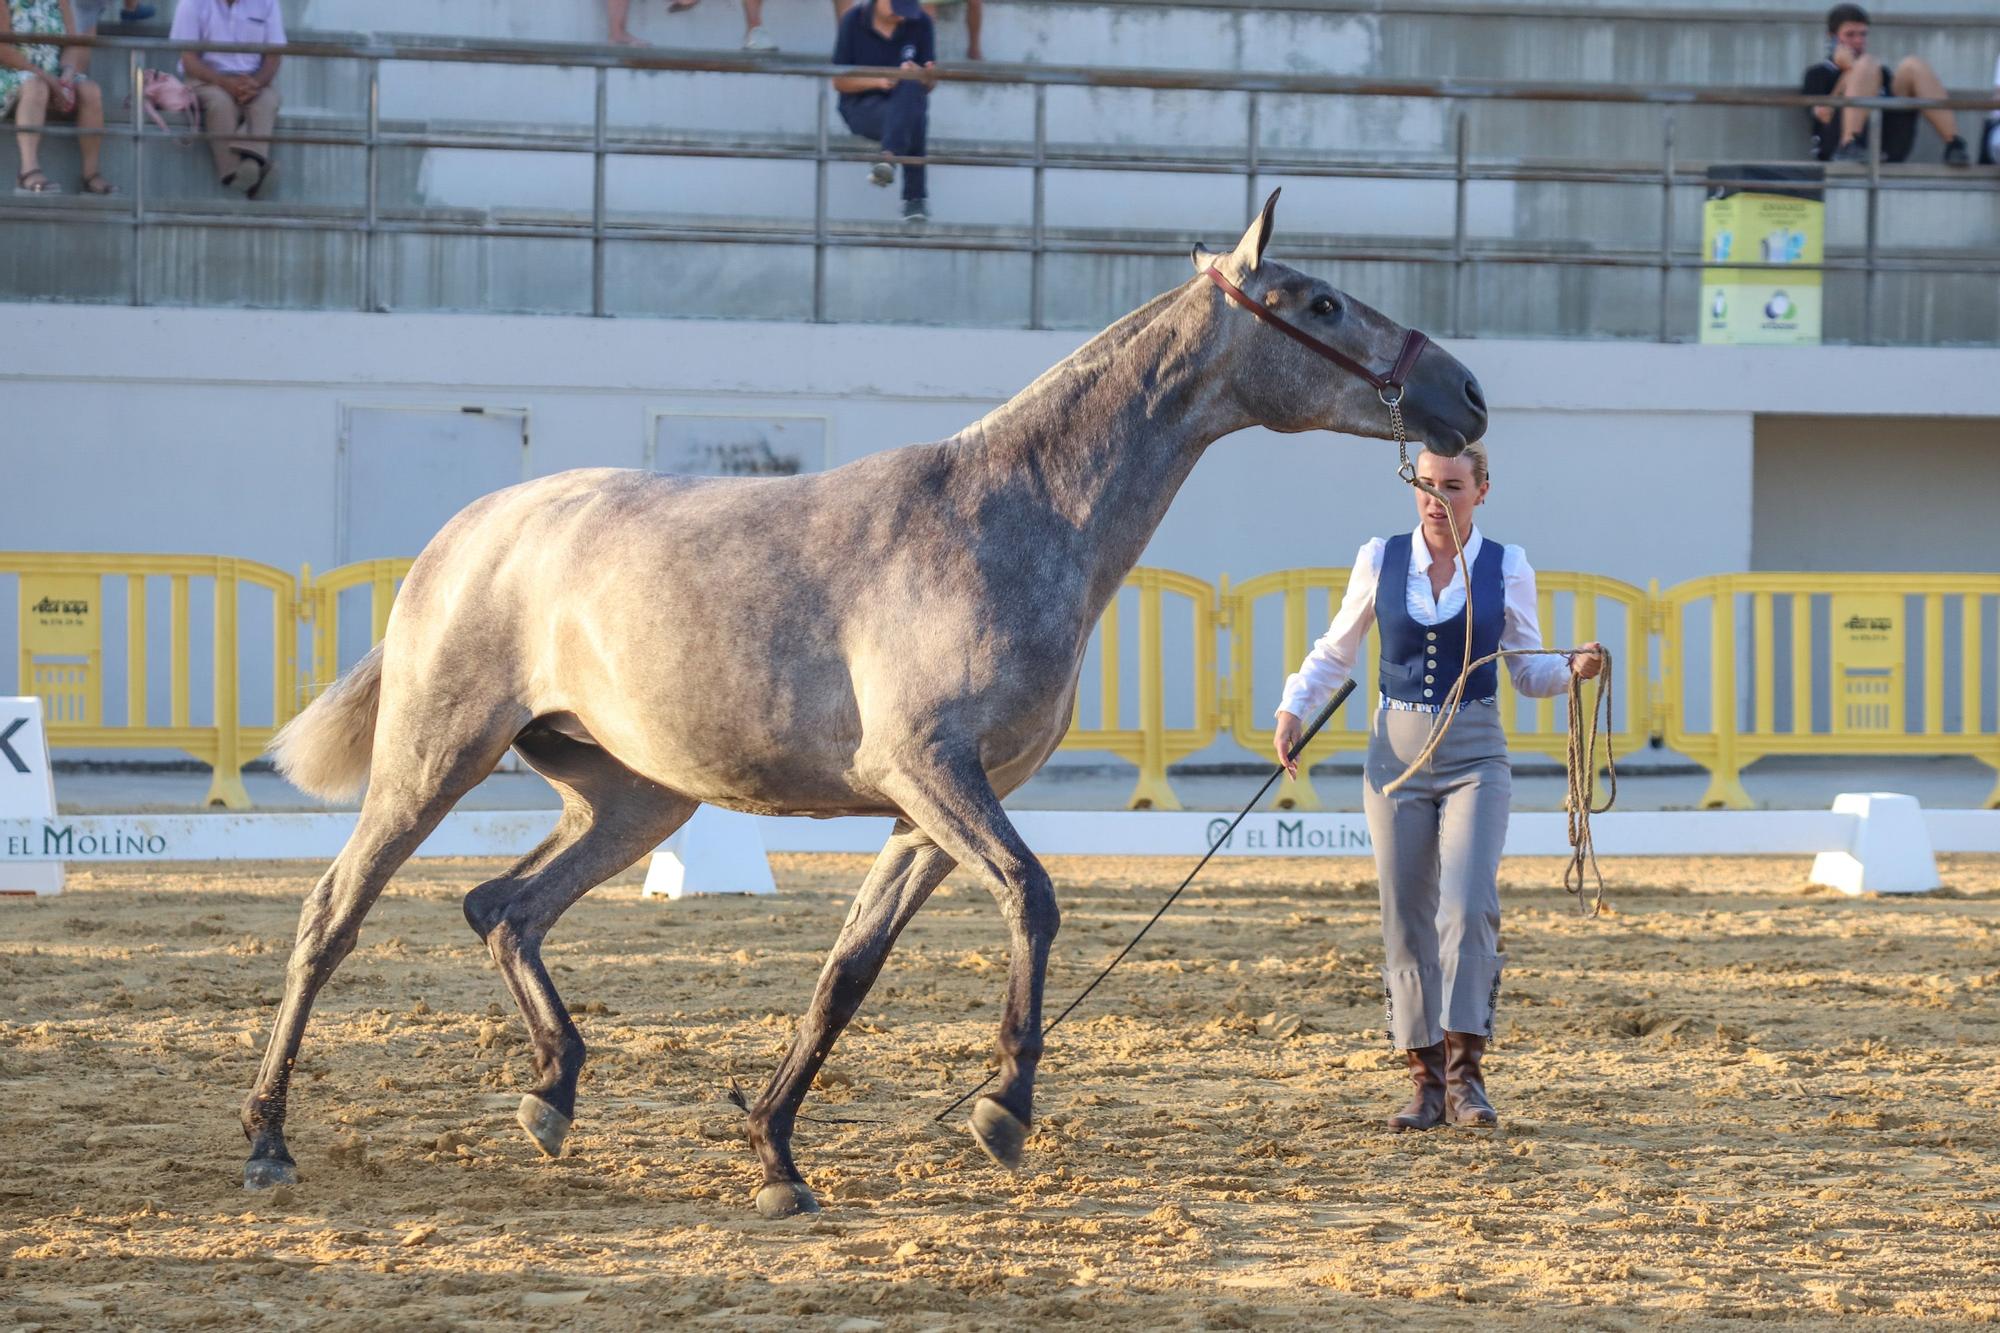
[1054, 568, 1218, 810]
[1661, 574, 2000, 809]
[12, 552, 1995, 813]
[4, 553, 298, 809]
[299, 559, 414, 702]
[1224, 566, 1654, 810]
[1223, 567, 1378, 810]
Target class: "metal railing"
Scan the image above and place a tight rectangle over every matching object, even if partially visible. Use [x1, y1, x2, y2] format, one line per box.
[6, 32, 2000, 336]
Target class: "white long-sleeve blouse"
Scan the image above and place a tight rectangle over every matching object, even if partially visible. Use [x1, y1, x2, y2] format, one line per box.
[1275, 526, 1573, 720]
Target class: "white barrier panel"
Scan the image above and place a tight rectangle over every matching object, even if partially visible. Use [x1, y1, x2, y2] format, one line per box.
[0, 699, 62, 895]
[642, 806, 775, 899]
[1808, 792, 1940, 896]
[7, 804, 1997, 867]
[0, 811, 559, 863]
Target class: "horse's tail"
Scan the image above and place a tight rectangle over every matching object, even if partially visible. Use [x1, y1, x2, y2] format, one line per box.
[269, 644, 384, 801]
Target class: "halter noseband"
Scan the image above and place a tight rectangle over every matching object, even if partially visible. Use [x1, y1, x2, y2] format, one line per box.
[1202, 264, 1430, 407]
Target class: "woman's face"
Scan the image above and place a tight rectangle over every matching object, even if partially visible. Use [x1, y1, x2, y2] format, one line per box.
[1412, 451, 1487, 547]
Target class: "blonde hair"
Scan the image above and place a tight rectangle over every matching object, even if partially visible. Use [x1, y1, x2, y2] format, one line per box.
[1422, 440, 1488, 487]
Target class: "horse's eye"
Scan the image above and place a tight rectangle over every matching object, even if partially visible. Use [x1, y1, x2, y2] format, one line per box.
[1312, 296, 1339, 318]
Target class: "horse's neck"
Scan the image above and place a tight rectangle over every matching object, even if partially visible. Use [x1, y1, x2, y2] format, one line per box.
[967, 285, 1244, 607]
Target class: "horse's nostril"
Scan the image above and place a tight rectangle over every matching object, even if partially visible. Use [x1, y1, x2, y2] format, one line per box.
[1464, 379, 1486, 412]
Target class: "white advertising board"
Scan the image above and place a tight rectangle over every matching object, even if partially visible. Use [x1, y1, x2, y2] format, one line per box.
[0, 698, 63, 895]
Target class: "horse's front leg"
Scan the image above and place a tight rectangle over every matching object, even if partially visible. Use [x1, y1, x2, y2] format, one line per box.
[878, 752, 1061, 1171]
[746, 821, 955, 1218]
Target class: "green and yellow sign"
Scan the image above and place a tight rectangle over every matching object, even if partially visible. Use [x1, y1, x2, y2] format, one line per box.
[1700, 168, 1825, 346]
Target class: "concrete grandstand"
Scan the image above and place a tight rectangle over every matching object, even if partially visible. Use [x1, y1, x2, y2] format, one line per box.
[3, 0, 1997, 339]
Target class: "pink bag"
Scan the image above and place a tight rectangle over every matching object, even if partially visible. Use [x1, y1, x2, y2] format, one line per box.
[137, 69, 200, 137]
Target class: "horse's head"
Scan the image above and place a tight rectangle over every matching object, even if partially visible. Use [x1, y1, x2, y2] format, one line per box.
[1190, 190, 1486, 456]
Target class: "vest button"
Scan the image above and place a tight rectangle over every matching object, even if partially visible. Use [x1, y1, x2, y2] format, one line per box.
[1424, 674, 1434, 684]
[1426, 659, 1437, 669]
[1423, 689, 1433, 698]
[1425, 631, 1437, 641]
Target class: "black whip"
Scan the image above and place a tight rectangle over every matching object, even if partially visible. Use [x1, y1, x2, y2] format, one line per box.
[931, 677, 1358, 1124]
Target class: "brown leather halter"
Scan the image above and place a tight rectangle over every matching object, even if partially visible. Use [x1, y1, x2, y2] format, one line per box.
[1202, 264, 1430, 408]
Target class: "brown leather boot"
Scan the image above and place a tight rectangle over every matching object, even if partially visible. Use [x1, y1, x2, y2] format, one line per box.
[1444, 1032, 1499, 1128]
[1386, 1042, 1446, 1131]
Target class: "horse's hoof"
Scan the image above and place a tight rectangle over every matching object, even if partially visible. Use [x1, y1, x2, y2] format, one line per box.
[968, 1096, 1028, 1172]
[517, 1094, 573, 1158]
[753, 1180, 820, 1219]
[243, 1157, 297, 1191]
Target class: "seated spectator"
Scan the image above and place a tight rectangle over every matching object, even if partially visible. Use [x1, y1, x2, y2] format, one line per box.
[2, 0, 117, 194]
[833, 0, 935, 227]
[66, 2, 161, 86]
[1984, 52, 1998, 165]
[1803, 3, 1968, 166]
[615, 0, 778, 53]
[835, 0, 981, 62]
[170, 0, 282, 197]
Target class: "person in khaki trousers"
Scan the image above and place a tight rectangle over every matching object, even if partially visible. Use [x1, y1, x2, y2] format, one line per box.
[168, 0, 282, 197]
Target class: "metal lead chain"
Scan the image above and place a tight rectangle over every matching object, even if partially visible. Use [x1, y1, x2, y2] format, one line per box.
[1390, 400, 1414, 482]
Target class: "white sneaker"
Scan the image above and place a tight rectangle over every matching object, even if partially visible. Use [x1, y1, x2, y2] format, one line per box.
[743, 26, 777, 51]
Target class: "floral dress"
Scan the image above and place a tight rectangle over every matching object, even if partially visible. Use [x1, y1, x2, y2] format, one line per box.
[0, 0, 66, 110]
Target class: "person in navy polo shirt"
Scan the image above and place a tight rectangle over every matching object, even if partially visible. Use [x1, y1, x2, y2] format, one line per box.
[833, 0, 935, 226]
[1272, 441, 1603, 1134]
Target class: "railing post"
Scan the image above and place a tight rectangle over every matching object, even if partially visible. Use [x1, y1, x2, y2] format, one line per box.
[1701, 583, 1753, 810]
[128, 47, 144, 306]
[126, 572, 147, 728]
[1863, 106, 1881, 345]
[1451, 106, 1467, 339]
[205, 561, 252, 810]
[1128, 573, 1181, 811]
[1244, 90, 1260, 226]
[364, 57, 380, 313]
[591, 66, 608, 317]
[1657, 105, 1675, 344]
[813, 83, 829, 324]
[1030, 83, 1046, 331]
[1271, 575, 1322, 811]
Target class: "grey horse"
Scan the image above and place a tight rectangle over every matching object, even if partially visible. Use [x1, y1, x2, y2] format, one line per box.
[246, 193, 1486, 1218]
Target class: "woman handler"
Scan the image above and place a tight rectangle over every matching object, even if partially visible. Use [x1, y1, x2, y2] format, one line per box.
[1272, 442, 1602, 1131]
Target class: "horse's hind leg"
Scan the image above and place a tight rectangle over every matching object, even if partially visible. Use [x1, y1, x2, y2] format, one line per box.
[241, 720, 516, 1189]
[745, 820, 956, 1218]
[464, 727, 697, 1159]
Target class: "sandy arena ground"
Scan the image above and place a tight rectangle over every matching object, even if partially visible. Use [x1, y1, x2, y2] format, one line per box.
[4, 853, 1999, 1328]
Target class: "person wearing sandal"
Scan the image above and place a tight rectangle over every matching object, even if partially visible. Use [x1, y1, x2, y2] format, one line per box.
[1271, 442, 1604, 1133]
[614, 0, 778, 53]
[63, 2, 160, 87]
[3, 0, 119, 195]
[168, 0, 282, 198]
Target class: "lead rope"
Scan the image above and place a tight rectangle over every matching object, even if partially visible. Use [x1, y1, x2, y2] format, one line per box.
[1389, 419, 1615, 917]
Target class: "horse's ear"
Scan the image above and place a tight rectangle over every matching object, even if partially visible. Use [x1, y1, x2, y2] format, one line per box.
[1189, 242, 1221, 273]
[1230, 188, 1280, 273]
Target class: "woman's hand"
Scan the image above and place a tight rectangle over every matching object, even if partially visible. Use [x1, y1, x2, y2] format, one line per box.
[1570, 642, 1605, 680]
[1272, 710, 1303, 778]
[39, 69, 76, 113]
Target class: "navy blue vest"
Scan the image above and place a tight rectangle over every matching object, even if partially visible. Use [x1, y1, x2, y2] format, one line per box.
[1376, 533, 1506, 704]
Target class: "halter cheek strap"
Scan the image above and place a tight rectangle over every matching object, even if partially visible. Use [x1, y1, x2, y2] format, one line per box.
[1202, 264, 1429, 404]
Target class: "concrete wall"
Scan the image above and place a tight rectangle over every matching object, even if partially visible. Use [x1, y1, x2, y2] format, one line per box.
[6, 300, 1997, 583]
[4, 301, 1994, 760]
[1752, 415, 2000, 572]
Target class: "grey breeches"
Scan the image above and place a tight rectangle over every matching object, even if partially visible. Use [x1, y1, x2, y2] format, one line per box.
[1362, 703, 1510, 1050]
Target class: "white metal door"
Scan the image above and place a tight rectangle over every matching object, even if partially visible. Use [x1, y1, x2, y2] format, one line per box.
[338, 405, 530, 563]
